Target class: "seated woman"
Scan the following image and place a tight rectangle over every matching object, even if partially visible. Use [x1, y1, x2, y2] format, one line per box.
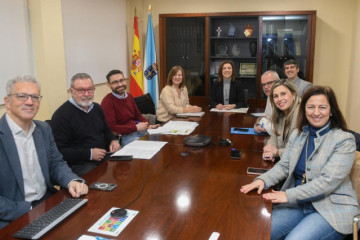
[263, 79, 300, 161]
[241, 86, 358, 240]
[210, 61, 247, 110]
[156, 66, 201, 123]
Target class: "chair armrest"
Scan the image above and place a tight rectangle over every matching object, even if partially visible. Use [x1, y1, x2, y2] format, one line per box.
[353, 214, 360, 240]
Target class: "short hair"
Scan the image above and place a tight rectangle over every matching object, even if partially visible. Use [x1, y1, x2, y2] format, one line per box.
[261, 70, 280, 81]
[106, 70, 124, 83]
[269, 79, 301, 136]
[283, 59, 299, 68]
[167, 66, 185, 88]
[217, 61, 236, 83]
[70, 73, 93, 88]
[6, 75, 41, 95]
[297, 86, 347, 131]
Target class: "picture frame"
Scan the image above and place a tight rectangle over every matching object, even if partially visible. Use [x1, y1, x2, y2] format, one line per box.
[239, 63, 257, 76]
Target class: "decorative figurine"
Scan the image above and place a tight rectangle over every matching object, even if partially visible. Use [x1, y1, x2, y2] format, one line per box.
[244, 24, 253, 38]
[216, 27, 222, 37]
[228, 22, 235, 37]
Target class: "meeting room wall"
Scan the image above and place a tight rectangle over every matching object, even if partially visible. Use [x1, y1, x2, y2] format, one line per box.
[0, 0, 359, 132]
[127, 0, 360, 132]
[0, 0, 128, 122]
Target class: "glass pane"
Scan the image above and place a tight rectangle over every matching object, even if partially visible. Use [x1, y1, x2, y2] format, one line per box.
[209, 16, 258, 100]
[261, 15, 309, 97]
[166, 18, 205, 96]
[262, 16, 309, 76]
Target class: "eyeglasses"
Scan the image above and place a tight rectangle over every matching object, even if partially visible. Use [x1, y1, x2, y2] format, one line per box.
[8, 93, 42, 102]
[261, 80, 276, 87]
[72, 87, 95, 94]
[109, 78, 127, 85]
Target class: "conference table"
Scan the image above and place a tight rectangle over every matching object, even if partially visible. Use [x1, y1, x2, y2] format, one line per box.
[0, 107, 274, 240]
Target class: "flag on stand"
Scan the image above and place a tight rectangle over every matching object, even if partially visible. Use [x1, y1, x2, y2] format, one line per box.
[130, 16, 143, 97]
[143, 7, 158, 107]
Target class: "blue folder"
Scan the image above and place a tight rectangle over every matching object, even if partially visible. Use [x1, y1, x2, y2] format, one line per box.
[231, 127, 265, 135]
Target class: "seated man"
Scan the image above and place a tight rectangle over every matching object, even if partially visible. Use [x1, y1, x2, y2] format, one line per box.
[101, 70, 159, 146]
[51, 73, 120, 176]
[254, 70, 279, 134]
[0, 75, 88, 229]
[284, 59, 312, 97]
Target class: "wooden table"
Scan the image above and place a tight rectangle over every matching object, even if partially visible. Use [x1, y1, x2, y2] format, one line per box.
[0, 109, 273, 239]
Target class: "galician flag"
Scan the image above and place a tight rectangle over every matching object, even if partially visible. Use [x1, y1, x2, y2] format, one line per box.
[143, 7, 158, 107]
[130, 16, 143, 97]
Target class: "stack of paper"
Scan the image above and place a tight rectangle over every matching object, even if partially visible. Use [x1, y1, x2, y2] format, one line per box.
[210, 108, 249, 113]
[250, 112, 265, 117]
[111, 140, 167, 159]
[176, 112, 205, 117]
[147, 120, 199, 135]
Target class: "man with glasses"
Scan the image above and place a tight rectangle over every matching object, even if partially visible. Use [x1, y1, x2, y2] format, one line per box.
[0, 75, 88, 229]
[254, 70, 280, 134]
[284, 59, 312, 97]
[101, 70, 159, 146]
[51, 73, 120, 176]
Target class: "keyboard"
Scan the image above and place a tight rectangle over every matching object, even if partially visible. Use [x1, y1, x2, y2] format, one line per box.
[13, 198, 88, 239]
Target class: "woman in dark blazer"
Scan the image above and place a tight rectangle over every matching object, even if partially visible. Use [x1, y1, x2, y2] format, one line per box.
[210, 61, 247, 109]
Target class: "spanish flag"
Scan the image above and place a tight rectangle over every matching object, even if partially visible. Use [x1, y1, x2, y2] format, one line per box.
[130, 16, 143, 97]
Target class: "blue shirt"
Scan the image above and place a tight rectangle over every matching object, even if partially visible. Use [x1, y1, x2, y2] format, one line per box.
[294, 122, 331, 186]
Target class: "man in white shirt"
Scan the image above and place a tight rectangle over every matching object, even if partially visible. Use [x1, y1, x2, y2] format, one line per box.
[0, 75, 88, 229]
[254, 70, 280, 134]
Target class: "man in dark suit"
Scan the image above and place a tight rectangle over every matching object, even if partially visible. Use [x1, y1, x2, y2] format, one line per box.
[0, 75, 88, 229]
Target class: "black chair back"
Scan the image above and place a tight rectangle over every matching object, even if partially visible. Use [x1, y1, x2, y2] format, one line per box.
[134, 93, 156, 115]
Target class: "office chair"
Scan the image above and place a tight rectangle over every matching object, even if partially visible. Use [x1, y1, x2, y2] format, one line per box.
[134, 93, 156, 124]
[134, 93, 156, 115]
[350, 151, 360, 240]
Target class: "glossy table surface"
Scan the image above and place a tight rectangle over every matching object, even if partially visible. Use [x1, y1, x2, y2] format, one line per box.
[0, 108, 273, 240]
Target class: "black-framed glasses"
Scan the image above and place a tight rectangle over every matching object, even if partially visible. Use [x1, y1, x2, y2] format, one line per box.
[72, 87, 95, 94]
[109, 78, 127, 85]
[8, 93, 42, 102]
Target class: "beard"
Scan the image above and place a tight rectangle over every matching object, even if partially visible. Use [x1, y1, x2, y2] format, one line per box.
[112, 85, 126, 96]
[78, 96, 93, 107]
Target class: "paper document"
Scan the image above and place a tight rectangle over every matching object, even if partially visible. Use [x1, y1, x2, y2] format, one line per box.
[148, 120, 198, 135]
[176, 112, 205, 117]
[250, 112, 265, 117]
[88, 207, 138, 237]
[210, 107, 249, 113]
[112, 140, 167, 159]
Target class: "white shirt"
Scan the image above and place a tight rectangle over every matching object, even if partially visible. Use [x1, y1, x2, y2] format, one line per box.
[6, 114, 47, 202]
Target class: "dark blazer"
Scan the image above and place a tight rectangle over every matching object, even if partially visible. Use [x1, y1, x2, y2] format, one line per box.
[209, 80, 247, 108]
[0, 114, 81, 229]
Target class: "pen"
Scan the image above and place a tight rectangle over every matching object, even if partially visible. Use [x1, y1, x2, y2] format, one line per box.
[259, 123, 264, 134]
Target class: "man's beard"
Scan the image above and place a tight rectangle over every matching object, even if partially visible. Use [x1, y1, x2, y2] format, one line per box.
[113, 86, 126, 96]
[78, 96, 93, 107]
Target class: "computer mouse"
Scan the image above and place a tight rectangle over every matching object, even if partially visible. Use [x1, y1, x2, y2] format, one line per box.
[110, 208, 127, 218]
[180, 152, 189, 157]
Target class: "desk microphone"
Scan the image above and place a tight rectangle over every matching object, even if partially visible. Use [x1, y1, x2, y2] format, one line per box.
[110, 208, 127, 218]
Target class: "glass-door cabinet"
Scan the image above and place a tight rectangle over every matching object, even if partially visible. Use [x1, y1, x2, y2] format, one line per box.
[159, 11, 316, 108]
[260, 14, 314, 98]
[164, 17, 206, 97]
